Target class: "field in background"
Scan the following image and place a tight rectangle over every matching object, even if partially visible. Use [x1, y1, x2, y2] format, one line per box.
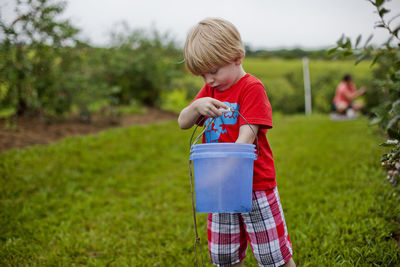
[1, 115, 399, 266]
[163, 58, 374, 114]
[243, 58, 372, 83]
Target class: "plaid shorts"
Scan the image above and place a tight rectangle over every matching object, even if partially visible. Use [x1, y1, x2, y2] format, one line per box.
[207, 187, 293, 267]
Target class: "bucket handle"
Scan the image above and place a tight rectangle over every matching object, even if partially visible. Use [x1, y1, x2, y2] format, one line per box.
[189, 108, 260, 157]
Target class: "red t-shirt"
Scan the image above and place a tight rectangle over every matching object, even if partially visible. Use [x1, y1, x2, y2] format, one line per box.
[193, 73, 276, 191]
[334, 81, 355, 105]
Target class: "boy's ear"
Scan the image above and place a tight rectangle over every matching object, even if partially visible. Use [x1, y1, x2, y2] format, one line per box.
[235, 56, 244, 65]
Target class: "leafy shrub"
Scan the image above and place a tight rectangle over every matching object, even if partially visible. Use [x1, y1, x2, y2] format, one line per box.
[105, 24, 182, 107]
[0, 1, 183, 121]
[0, 0, 79, 117]
[161, 74, 204, 112]
[330, 0, 400, 189]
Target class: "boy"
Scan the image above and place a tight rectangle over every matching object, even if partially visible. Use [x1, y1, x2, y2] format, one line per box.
[178, 18, 295, 267]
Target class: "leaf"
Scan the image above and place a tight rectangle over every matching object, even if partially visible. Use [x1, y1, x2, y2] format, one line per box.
[355, 35, 362, 47]
[328, 47, 338, 55]
[337, 34, 345, 46]
[355, 53, 368, 65]
[344, 37, 352, 49]
[371, 53, 382, 66]
[390, 100, 400, 115]
[375, 0, 385, 8]
[371, 105, 387, 117]
[364, 34, 374, 47]
[379, 8, 390, 18]
[375, 23, 386, 28]
[369, 116, 383, 126]
[393, 25, 400, 37]
[387, 115, 400, 130]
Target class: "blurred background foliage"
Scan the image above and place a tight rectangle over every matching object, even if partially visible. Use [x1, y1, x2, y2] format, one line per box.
[0, 0, 185, 121]
[0, 0, 380, 122]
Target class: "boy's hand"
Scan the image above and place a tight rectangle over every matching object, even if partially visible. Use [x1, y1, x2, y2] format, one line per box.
[194, 97, 229, 118]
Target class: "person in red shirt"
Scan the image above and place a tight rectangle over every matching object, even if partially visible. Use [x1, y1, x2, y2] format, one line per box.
[178, 17, 295, 267]
[333, 74, 366, 115]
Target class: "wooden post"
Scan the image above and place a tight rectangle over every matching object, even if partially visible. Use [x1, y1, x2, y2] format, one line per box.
[303, 57, 312, 115]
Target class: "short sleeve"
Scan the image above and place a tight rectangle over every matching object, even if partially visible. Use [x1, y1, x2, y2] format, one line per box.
[238, 82, 273, 129]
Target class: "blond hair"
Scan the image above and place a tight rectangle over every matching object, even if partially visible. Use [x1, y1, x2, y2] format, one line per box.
[184, 17, 245, 75]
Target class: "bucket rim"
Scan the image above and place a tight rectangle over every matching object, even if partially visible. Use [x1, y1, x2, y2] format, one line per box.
[190, 151, 257, 160]
[191, 143, 256, 151]
[191, 143, 255, 147]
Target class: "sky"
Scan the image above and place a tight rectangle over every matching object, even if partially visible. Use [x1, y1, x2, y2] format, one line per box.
[1, 0, 400, 49]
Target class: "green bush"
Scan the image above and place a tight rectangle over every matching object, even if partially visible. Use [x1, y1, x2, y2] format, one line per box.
[0, 1, 184, 120]
[105, 24, 182, 107]
[330, 0, 400, 190]
[0, 0, 79, 117]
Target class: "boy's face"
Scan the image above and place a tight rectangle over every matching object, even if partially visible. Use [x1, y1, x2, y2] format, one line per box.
[200, 58, 244, 91]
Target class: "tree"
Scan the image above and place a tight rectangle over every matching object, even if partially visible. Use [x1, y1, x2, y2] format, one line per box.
[0, 0, 79, 116]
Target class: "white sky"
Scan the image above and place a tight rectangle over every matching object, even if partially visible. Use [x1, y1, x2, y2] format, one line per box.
[1, 0, 400, 49]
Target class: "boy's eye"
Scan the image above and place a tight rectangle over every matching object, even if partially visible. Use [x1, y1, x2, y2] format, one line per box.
[210, 68, 219, 75]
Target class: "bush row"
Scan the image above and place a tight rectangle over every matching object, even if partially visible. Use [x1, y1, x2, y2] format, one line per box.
[0, 0, 382, 120]
[0, 0, 184, 120]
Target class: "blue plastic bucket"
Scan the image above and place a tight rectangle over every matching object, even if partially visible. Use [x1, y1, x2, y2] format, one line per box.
[190, 143, 257, 213]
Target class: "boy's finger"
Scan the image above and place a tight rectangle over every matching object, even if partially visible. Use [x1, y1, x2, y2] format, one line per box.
[211, 106, 222, 117]
[212, 99, 229, 109]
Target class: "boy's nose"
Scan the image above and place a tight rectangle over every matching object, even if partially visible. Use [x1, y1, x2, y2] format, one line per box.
[203, 74, 214, 85]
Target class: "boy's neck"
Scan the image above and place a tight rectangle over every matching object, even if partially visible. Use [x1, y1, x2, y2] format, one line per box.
[235, 65, 246, 84]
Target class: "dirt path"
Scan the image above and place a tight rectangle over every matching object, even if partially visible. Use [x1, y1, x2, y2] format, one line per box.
[0, 107, 178, 153]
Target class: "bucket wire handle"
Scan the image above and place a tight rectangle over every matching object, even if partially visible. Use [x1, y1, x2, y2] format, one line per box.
[188, 109, 259, 267]
[190, 116, 215, 148]
[188, 115, 207, 267]
[235, 109, 260, 157]
[189, 157, 204, 267]
[189, 108, 259, 156]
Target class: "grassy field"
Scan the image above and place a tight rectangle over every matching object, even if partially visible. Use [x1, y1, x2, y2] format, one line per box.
[243, 57, 372, 82]
[1, 115, 399, 266]
[164, 58, 374, 114]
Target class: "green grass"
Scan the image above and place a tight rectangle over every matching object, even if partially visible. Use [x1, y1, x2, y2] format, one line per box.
[1, 115, 399, 266]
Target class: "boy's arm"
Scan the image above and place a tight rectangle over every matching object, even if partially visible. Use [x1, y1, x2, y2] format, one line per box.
[236, 124, 259, 144]
[178, 97, 229, 129]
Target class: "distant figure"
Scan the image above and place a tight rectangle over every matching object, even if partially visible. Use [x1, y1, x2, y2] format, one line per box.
[333, 74, 366, 118]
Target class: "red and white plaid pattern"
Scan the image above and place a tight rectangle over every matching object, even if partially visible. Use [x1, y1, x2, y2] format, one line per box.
[207, 187, 293, 267]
